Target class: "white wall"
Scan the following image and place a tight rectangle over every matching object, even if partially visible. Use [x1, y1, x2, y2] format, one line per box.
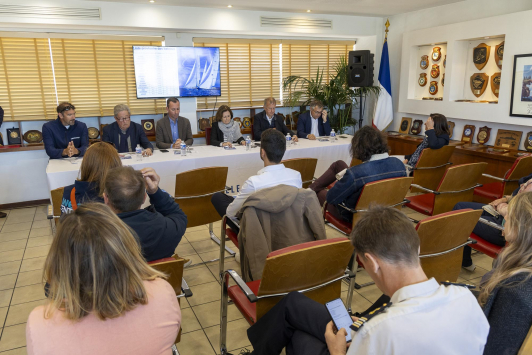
[385, 0, 532, 146]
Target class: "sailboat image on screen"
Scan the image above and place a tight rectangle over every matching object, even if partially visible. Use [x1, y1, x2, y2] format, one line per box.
[180, 47, 221, 97]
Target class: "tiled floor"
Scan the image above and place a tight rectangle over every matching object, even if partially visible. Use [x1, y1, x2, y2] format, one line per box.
[0, 205, 494, 355]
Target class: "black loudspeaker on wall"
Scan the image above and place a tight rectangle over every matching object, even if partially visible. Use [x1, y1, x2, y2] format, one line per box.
[347, 50, 374, 87]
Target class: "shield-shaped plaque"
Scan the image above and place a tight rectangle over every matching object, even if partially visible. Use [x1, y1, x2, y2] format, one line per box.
[448, 121, 455, 139]
[198, 118, 211, 131]
[470, 73, 489, 98]
[429, 81, 438, 95]
[473, 43, 490, 70]
[477, 126, 492, 145]
[243, 117, 252, 128]
[141, 119, 155, 137]
[524, 131, 532, 152]
[411, 120, 423, 135]
[432, 47, 441, 61]
[491, 72, 501, 98]
[87, 127, 100, 139]
[420, 55, 429, 70]
[430, 64, 440, 79]
[442, 73, 445, 87]
[495, 41, 504, 70]
[418, 73, 428, 87]
[461, 125, 476, 144]
[443, 55, 446, 68]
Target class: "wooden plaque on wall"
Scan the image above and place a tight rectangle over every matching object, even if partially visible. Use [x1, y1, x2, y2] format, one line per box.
[477, 126, 492, 145]
[473, 43, 490, 70]
[494, 129, 522, 150]
[447, 121, 455, 139]
[470, 73, 489, 98]
[491, 72, 501, 98]
[410, 120, 423, 135]
[495, 41, 504, 70]
[399, 117, 412, 134]
[524, 131, 532, 152]
[461, 125, 476, 144]
[141, 119, 155, 137]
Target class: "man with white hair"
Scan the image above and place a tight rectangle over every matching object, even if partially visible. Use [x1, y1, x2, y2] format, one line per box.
[102, 104, 153, 155]
[253, 97, 298, 141]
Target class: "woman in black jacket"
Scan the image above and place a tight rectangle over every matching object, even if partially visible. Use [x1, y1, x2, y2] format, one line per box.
[403, 113, 450, 167]
[210, 105, 246, 147]
[478, 192, 532, 355]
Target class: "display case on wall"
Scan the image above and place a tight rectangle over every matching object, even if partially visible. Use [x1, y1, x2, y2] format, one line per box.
[408, 43, 447, 101]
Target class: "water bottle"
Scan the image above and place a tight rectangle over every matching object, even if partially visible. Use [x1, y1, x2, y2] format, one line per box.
[246, 136, 251, 151]
[135, 144, 142, 161]
[286, 133, 292, 147]
[330, 129, 336, 142]
[180, 142, 187, 156]
[223, 134, 229, 149]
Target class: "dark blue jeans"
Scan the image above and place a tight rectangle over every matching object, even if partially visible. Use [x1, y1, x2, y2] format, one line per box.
[453, 202, 506, 267]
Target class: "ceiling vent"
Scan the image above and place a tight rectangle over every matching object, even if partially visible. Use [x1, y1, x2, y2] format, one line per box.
[261, 16, 332, 29]
[0, 4, 101, 19]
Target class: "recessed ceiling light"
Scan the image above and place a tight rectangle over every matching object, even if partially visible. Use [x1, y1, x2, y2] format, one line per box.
[227, 4, 232, 7]
[149, 0, 154, 2]
[307, 10, 311, 12]
[485, 36, 490, 39]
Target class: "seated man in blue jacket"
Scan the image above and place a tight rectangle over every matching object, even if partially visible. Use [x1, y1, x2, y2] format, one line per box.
[253, 97, 298, 142]
[103, 166, 189, 264]
[42, 102, 89, 159]
[296, 99, 332, 140]
[102, 104, 153, 155]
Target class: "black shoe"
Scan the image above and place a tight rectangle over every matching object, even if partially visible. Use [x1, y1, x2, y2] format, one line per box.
[0, 211, 6, 218]
[239, 350, 253, 355]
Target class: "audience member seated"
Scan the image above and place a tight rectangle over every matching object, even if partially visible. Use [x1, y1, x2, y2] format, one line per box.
[401, 113, 449, 167]
[244, 206, 489, 355]
[156, 97, 194, 149]
[478, 192, 532, 355]
[211, 129, 302, 234]
[26, 203, 181, 355]
[296, 99, 332, 140]
[454, 176, 532, 271]
[60, 141, 122, 214]
[102, 104, 153, 155]
[103, 166, 188, 263]
[210, 105, 246, 147]
[42, 102, 89, 159]
[309, 126, 407, 222]
[253, 97, 298, 141]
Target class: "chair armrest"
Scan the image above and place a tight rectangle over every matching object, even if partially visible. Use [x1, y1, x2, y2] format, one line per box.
[177, 278, 193, 298]
[478, 217, 505, 231]
[419, 240, 473, 258]
[226, 269, 258, 303]
[481, 173, 505, 182]
[410, 184, 438, 194]
[47, 205, 54, 220]
[174, 189, 225, 200]
[437, 184, 483, 194]
[411, 162, 452, 170]
[338, 199, 410, 213]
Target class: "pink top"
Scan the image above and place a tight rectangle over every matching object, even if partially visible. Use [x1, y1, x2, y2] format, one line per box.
[26, 278, 181, 355]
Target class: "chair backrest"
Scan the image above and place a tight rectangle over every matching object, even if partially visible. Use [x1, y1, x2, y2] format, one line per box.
[504, 156, 532, 195]
[205, 127, 212, 145]
[416, 209, 482, 283]
[412, 145, 455, 192]
[281, 158, 318, 188]
[51, 187, 65, 226]
[350, 158, 362, 167]
[351, 177, 413, 226]
[432, 162, 487, 215]
[519, 325, 532, 355]
[256, 238, 353, 320]
[175, 166, 228, 228]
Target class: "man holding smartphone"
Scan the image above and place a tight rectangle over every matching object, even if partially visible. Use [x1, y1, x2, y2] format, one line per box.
[243, 206, 489, 355]
[296, 99, 332, 140]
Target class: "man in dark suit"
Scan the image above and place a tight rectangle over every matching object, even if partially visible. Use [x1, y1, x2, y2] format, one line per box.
[253, 97, 298, 142]
[296, 99, 332, 140]
[155, 97, 194, 149]
[102, 104, 153, 155]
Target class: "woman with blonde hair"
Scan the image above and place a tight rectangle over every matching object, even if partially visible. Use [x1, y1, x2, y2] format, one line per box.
[60, 141, 122, 214]
[478, 191, 532, 355]
[26, 203, 181, 355]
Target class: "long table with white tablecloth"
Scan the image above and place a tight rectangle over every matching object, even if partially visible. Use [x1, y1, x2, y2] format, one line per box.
[46, 137, 352, 198]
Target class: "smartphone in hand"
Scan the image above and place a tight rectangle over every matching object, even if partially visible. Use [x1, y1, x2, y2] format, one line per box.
[325, 298, 352, 343]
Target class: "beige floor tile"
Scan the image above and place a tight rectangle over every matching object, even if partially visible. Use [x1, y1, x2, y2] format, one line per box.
[208, 259, 240, 278]
[0, 289, 14, 307]
[0, 230, 29, 243]
[180, 307, 202, 334]
[355, 283, 384, 304]
[0, 346, 27, 355]
[5, 214, 34, 226]
[0, 306, 7, 327]
[0, 249, 25, 263]
[198, 250, 231, 264]
[341, 290, 374, 314]
[5, 300, 46, 327]
[186, 225, 209, 232]
[19, 257, 46, 273]
[176, 329, 216, 355]
[1, 223, 31, 234]
[472, 253, 495, 271]
[0, 240, 27, 252]
[182, 253, 203, 268]
[8, 208, 36, 216]
[0, 274, 17, 291]
[185, 229, 213, 243]
[25, 235, 53, 249]
[0, 323, 27, 351]
[190, 239, 220, 254]
[33, 213, 49, 222]
[31, 220, 51, 229]
[180, 298, 190, 310]
[204, 318, 251, 353]
[0, 261, 21, 277]
[35, 206, 48, 214]
[193, 300, 243, 329]
[11, 284, 45, 305]
[186, 281, 221, 307]
[467, 276, 484, 287]
[175, 242, 198, 257]
[183, 265, 217, 287]
[16, 270, 44, 288]
[459, 266, 488, 281]
[23, 245, 51, 260]
[28, 227, 53, 238]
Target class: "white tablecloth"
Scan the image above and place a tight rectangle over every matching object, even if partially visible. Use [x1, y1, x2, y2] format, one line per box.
[46, 137, 353, 197]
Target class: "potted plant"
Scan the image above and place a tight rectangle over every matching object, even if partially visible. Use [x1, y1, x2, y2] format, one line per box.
[282, 56, 380, 134]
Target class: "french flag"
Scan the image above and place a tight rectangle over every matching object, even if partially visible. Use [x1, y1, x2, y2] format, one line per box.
[373, 39, 393, 131]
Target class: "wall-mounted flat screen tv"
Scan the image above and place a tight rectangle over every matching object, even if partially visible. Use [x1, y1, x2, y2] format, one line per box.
[133, 46, 221, 99]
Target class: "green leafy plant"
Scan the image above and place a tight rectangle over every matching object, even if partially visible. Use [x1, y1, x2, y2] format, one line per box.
[282, 56, 381, 134]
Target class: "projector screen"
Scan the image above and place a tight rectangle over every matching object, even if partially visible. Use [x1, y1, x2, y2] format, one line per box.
[133, 46, 221, 99]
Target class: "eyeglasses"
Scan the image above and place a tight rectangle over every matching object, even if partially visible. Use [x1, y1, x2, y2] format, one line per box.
[116, 117, 130, 122]
[59, 105, 75, 113]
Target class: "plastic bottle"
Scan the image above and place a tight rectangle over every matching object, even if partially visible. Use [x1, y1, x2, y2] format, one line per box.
[135, 144, 142, 161]
[330, 129, 336, 142]
[245, 136, 251, 151]
[286, 132, 292, 147]
[181, 142, 187, 156]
